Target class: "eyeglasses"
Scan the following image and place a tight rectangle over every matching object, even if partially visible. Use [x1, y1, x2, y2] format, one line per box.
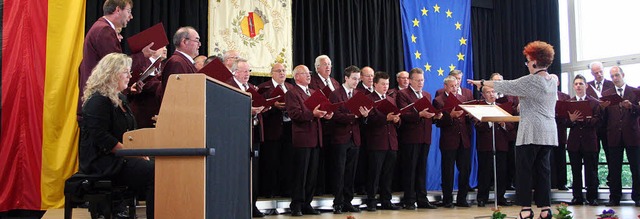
[272, 69, 286, 73]
[185, 38, 201, 44]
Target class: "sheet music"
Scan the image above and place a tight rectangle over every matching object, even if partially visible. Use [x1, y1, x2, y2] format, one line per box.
[459, 104, 518, 122]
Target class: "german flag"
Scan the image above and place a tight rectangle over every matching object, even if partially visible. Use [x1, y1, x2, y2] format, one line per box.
[1, 0, 85, 210]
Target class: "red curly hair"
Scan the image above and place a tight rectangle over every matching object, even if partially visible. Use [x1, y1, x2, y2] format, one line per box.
[522, 41, 555, 68]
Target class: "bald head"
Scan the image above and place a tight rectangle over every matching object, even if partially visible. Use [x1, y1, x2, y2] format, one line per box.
[361, 66, 375, 87]
[293, 65, 311, 86]
[194, 55, 207, 71]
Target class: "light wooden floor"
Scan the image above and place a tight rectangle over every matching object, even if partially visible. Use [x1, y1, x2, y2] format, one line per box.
[43, 204, 640, 219]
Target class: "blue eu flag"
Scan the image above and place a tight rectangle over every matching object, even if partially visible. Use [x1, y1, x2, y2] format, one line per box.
[400, 0, 476, 190]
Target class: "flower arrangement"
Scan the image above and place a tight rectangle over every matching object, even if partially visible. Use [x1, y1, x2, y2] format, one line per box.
[553, 202, 573, 219]
[491, 207, 507, 219]
[597, 209, 618, 219]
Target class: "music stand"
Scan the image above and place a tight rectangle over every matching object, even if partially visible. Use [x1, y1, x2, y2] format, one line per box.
[460, 105, 519, 218]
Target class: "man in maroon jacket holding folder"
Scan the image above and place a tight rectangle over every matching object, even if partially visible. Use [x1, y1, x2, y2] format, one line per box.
[433, 75, 472, 208]
[364, 72, 401, 212]
[159, 26, 200, 98]
[78, 0, 155, 117]
[286, 65, 333, 216]
[257, 63, 295, 198]
[473, 86, 515, 207]
[564, 74, 602, 206]
[600, 66, 640, 206]
[395, 68, 439, 210]
[328, 65, 371, 214]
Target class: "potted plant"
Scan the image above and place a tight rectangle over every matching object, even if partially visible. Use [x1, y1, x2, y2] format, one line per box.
[553, 202, 573, 219]
[596, 209, 618, 219]
[491, 207, 507, 219]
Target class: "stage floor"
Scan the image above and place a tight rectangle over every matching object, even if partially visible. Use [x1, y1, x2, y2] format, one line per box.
[43, 190, 640, 218]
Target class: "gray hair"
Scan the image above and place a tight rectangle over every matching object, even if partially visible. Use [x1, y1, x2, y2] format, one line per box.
[231, 58, 249, 72]
[314, 55, 330, 70]
[588, 61, 603, 70]
[173, 26, 195, 47]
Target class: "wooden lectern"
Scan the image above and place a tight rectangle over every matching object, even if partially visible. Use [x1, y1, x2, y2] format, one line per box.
[120, 74, 252, 219]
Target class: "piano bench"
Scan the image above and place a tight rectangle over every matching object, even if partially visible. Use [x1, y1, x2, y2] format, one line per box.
[64, 173, 136, 219]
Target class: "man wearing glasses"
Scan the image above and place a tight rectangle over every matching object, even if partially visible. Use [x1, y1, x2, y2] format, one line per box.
[78, 0, 156, 119]
[159, 26, 201, 98]
[222, 50, 241, 70]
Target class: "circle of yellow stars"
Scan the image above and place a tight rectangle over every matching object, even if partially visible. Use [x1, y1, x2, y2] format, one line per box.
[410, 4, 467, 76]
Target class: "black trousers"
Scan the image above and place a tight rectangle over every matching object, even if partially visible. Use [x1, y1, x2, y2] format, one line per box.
[606, 146, 640, 202]
[331, 141, 359, 206]
[551, 143, 568, 188]
[399, 143, 430, 204]
[113, 158, 154, 219]
[477, 151, 508, 202]
[291, 147, 320, 208]
[259, 122, 292, 197]
[568, 150, 599, 201]
[367, 150, 397, 203]
[507, 142, 517, 188]
[440, 146, 470, 204]
[515, 144, 551, 207]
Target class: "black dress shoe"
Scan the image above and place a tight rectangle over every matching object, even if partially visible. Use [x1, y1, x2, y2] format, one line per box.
[290, 210, 303, 217]
[253, 206, 265, 218]
[497, 200, 512, 206]
[455, 201, 471, 207]
[569, 198, 584, 205]
[557, 185, 569, 191]
[417, 201, 437, 209]
[367, 201, 377, 211]
[403, 203, 416, 210]
[333, 205, 342, 214]
[343, 204, 361, 212]
[477, 200, 486, 207]
[441, 202, 454, 208]
[302, 206, 320, 215]
[380, 202, 401, 210]
[587, 200, 599, 206]
[605, 200, 620, 206]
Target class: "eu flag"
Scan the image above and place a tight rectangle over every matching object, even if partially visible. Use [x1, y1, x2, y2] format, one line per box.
[400, 0, 476, 190]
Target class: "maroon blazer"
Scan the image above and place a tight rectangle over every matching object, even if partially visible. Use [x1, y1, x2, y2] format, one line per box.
[309, 73, 340, 91]
[160, 51, 197, 98]
[435, 87, 474, 101]
[128, 75, 162, 128]
[225, 78, 264, 143]
[328, 86, 362, 146]
[364, 92, 399, 151]
[355, 83, 374, 95]
[473, 102, 514, 152]
[586, 79, 615, 99]
[433, 92, 471, 150]
[257, 81, 295, 141]
[602, 85, 640, 147]
[396, 87, 433, 145]
[556, 91, 571, 145]
[78, 17, 148, 114]
[387, 87, 404, 98]
[565, 96, 601, 152]
[286, 85, 323, 148]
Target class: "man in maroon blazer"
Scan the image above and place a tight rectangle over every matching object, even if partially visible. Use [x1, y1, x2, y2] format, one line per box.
[308, 55, 340, 195]
[601, 66, 640, 206]
[129, 47, 167, 128]
[473, 86, 515, 207]
[222, 50, 240, 70]
[563, 74, 602, 206]
[356, 66, 375, 95]
[586, 61, 615, 99]
[286, 65, 333, 216]
[256, 63, 295, 198]
[551, 74, 571, 191]
[364, 72, 401, 211]
[433, 75, 472, 208]
[159, 26, 200, 98]
[328, 65, 371, 214]
[490, 73, 519, 190]
[78, 0, 155, 117]
[395, 68, 438, 210]
[586, 61, 614, 175]
[388, 71, 409, 98]
[223, 58, 267, 217]
[435, 70, 474, 100]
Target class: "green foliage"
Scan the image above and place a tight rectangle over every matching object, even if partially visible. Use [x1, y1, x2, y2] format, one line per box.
[491, 210, 507, 219]
[553, 203, 573, 219]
